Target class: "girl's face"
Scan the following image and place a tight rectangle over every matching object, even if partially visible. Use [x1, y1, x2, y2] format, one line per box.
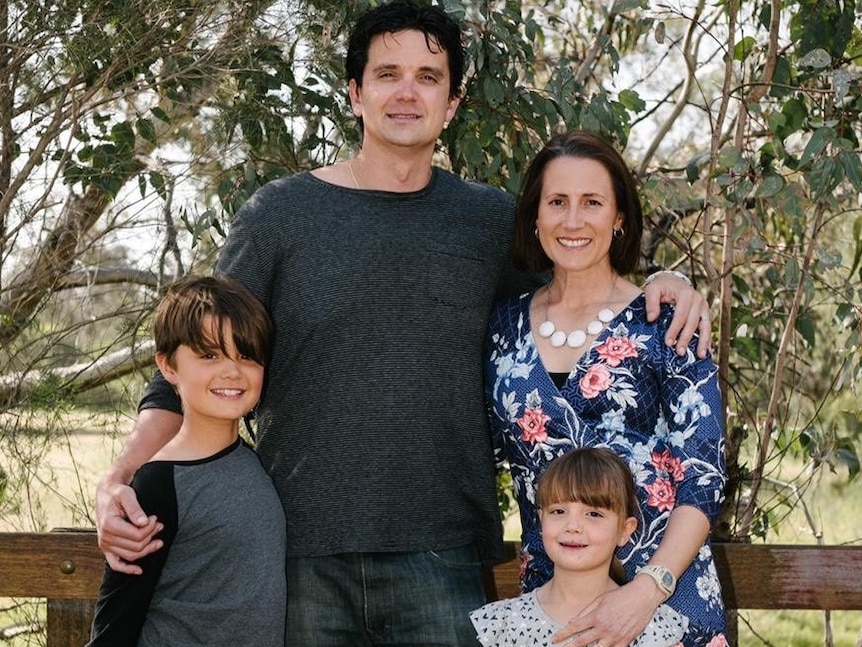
[539, 499, 636, 575]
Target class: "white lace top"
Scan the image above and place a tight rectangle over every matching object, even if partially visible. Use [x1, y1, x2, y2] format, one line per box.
[470, 590, 688, 647]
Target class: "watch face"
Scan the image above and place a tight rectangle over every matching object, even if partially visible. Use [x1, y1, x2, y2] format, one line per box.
[661, 571, 674, 587]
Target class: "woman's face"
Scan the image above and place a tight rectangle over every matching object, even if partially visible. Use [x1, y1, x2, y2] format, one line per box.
[535, 156, 623, 277]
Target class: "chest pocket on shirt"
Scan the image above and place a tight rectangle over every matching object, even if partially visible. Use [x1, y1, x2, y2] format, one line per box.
[423, 244, 492, 309]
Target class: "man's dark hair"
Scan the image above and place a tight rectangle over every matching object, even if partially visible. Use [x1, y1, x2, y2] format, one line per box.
[346, 1, 464, 99]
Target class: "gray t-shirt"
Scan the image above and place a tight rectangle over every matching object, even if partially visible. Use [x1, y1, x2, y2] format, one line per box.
[88, 439, 287, 646]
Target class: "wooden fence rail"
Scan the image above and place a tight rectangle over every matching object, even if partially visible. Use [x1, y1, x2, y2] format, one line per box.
[0, 529, 101, 647]
[2, 530, 862, 646]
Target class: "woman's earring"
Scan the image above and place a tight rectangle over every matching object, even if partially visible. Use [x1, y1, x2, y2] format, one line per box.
[534, 227, 539, 238]
[613, 227, 625, 239]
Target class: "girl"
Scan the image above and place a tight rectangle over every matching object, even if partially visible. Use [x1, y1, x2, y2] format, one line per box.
[471, 447, 686, 647]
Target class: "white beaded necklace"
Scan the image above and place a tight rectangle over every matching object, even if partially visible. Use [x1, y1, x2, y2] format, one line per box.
[537, 282, 616, 349]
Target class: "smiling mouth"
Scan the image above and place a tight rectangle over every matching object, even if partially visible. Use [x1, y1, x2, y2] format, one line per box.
[212, 389, 244, 397]
[558, 238, 590, 248]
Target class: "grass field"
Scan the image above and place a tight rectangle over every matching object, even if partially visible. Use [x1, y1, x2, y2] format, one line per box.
[2, 410, 861, 645]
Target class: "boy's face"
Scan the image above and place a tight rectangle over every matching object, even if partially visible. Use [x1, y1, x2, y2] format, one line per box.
[156, 316, 264, 427]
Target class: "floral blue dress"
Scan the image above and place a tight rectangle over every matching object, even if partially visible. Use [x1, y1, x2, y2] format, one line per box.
[485, 291, 729, 646]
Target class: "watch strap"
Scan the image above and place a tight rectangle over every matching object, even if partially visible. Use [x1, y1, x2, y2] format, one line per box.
[639, 564, 677, 599]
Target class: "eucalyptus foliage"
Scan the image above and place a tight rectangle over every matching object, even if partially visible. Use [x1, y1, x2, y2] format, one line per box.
[0, 0, 860, 548]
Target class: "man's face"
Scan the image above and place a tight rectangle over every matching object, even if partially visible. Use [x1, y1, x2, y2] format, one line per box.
[348, 29, 460, 154]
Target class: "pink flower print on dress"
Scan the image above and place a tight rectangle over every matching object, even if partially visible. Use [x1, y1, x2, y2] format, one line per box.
[519, 552, 532, 581]
[595, 336, 639, 367]
[579, 364, 612, 398]
[517, 407, 551, 444]
[644, 477, 677, 512]
[706, 634, 729, 647]
[651, 449, 685, 481]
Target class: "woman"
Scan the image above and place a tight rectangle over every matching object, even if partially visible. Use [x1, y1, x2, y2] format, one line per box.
[485, 131, 728, 647]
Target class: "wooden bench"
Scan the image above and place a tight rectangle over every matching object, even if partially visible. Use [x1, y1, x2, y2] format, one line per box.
[487, 541, 862, 643]
[0, 529, 102, 647]
[2, 530, 862, 646]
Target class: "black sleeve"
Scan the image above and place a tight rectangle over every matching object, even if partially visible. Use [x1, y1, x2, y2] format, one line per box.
[86, 463, 179, 646]
[137, 370, 182, 415]
[495, 260, 546, 300]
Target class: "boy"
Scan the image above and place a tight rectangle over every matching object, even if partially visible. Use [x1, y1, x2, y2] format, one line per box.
[87, 275, 286, 646]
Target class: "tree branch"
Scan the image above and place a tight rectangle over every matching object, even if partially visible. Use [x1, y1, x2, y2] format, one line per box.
[0, 339, 155, 409]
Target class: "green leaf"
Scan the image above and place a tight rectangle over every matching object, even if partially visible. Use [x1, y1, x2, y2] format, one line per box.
[110, 121, 135, 151]
[850, 216, 862, 279]
[835, 438, 860, 479]
[778, 99, 807, 138]
[841, 151, 862, 192]
[835, 303, 855, 326]
[734, 36, 757, 61]
[795, 311, 816, 346]
[734, 177, 755, 200]
[785, 257, 800, 286]
[799, 127, 831, 167]
[832, 70, 854, 102]
[618, 89, 645, 113]
[78, 144, 93, 162]
[733, 336, 761, 365]
[755, 174, 784, 198]
[136, 117, 156, 143]
[807, 156, 842, 199]
[482, 76, 506, 107]
[611, 0, 645, 11]
[816, 247, 842, 270]
[686, 151, 709, 184]
[241, 118, 263, 150]
[717, 145, 742, 169]
[151, 106, 171, 124]
[149, 172, 167, 200]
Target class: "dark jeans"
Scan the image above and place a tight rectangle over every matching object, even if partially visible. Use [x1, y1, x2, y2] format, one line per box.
[286, 544, 486, 646]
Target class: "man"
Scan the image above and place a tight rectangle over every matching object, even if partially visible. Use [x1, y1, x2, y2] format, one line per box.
[96, 2, 709, 645]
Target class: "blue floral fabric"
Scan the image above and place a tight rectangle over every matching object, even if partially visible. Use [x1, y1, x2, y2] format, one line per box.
[485, 291, 729, 646]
